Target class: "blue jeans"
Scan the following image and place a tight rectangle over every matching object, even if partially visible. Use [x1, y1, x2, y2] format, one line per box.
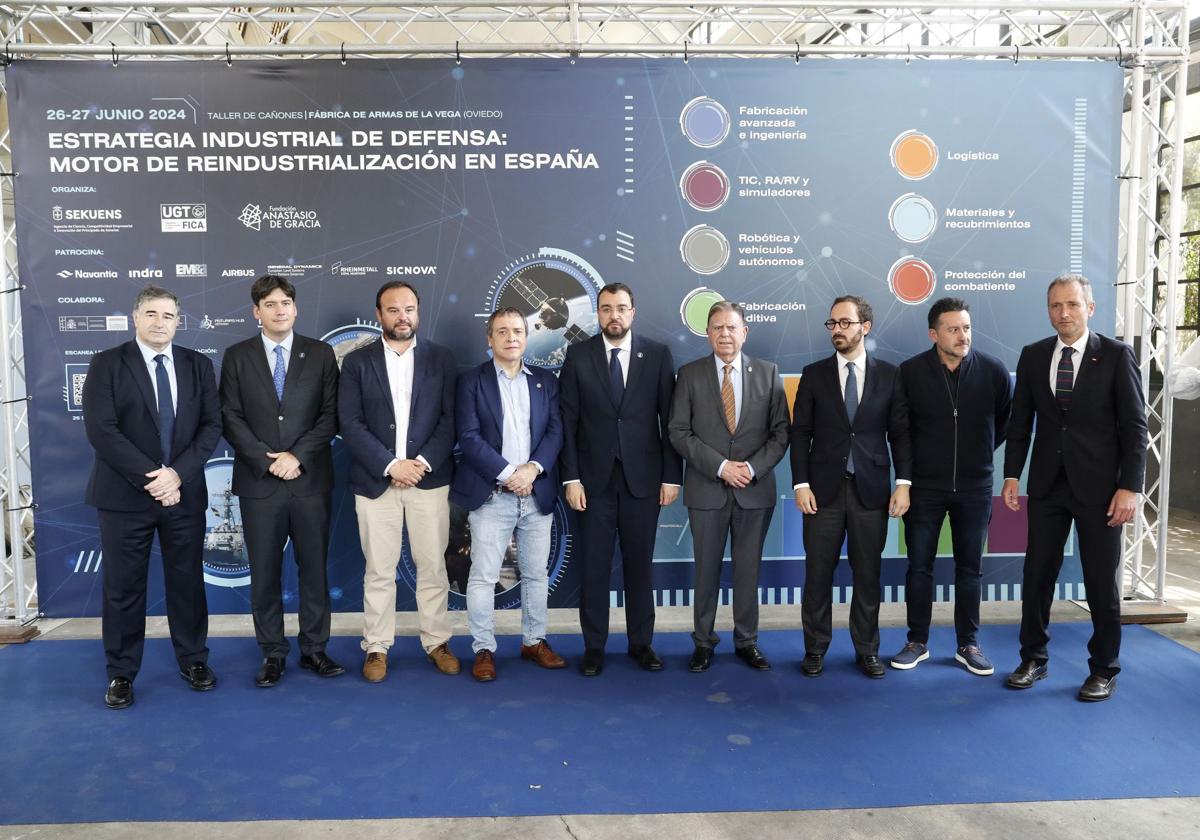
[902, 487, 992, 647]
[466, 489, 553, 653]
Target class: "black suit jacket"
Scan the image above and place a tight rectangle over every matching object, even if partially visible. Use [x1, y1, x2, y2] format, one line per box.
[82, 341, 222, 513]
[789, 353, 913, 510]
[559, 333, 682, 498]
[1003, 332, 1148, 505]
[219, 333, 339, 499]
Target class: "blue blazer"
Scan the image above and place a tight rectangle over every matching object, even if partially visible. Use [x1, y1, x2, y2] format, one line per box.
[450, 360, 563, 514]
[337, 337, 457, 498]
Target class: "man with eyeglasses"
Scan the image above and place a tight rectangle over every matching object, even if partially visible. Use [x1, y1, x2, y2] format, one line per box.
[559, 283, 682, 677]
[790, 295, 912, 679]
[668, 301, 789, 673]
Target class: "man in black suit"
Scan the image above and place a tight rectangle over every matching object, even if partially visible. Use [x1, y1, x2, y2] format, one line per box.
[219, 275, 343, 687]
[559, 282, 681, 677]
[790, 295, 912, 679]
[668, 301, 789, 672]
[82, 285, 222, 709]
[1002, 274, 1147, 702]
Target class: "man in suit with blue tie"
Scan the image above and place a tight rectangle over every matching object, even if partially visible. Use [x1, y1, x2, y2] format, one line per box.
[668, 301, 790, 672]
[219, 275, 343, 687]
[83, 285, 222, 709]
[1002, 275, 1147, 701]
[559, 283, 682, 677]
[339, 281, 461, 683]
[790, 295, 912, 679]
[451, 307, 566, 682]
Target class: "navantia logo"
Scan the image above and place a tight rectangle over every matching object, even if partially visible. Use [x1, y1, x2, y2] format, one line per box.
[56, 268, 119, 279]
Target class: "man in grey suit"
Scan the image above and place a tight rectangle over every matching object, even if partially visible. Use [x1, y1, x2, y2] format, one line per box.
[668, 301, 790, 672]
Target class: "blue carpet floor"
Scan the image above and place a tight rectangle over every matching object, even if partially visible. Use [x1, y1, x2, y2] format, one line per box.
[2, 623, 1198, 824]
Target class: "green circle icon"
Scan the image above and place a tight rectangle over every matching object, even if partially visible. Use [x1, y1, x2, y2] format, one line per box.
[680, 287, 725, 336]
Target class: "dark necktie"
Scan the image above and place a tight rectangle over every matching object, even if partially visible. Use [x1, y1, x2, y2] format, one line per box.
[154, 354, 175, 465]
[845, 361, 859, 474]
[609, 347, 624, 407]
[273, 344, 286, 404]
[1056, 346, 1075, 410]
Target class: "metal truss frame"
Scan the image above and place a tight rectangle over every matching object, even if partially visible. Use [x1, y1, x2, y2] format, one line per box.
[0, 3, 1189, 623]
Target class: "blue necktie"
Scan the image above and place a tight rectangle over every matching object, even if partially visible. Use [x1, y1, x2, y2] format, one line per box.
[273, 344, 286, 404]
[609, 347, 624, 407]
[844, 361, 858, 474]
[154, 354, 174, 465]
[1055, 346, 1074, 411]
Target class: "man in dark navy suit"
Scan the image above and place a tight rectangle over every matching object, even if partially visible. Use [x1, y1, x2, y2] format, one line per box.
[83, 285, 222, 709]
[451, 308, 565, 682]
[338, 281, 461, 683]
[790, 294, 912, 679]
[1002, 275, 1148, 702]
[559, 282, 681, 677]
[219, 274, 343, 687]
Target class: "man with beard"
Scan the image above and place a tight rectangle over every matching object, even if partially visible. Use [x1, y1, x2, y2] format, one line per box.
[891, 297, 1012, 676]
[790, 295, 912, 679]
[559, 283, 681, 677]
[338, 281, 461, 682]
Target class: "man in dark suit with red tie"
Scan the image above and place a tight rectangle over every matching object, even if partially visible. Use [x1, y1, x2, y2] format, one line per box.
[559, 283, 681, 677]
[83, 285, 222, 709]
[1002, 275, 1148, 702]
[219, 275, 343, 687]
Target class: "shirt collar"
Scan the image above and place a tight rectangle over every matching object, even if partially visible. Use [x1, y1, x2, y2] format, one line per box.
[261, 331, 294, 355]
[603, 332, 633, 354]
[382, 336, 417, 358]
[837, 348, 866, 370]
[1055, 329, 1090, 357]
[713, 353, 742, 373]
[135, 337, 172, 364]
[493, 359, 530, 380]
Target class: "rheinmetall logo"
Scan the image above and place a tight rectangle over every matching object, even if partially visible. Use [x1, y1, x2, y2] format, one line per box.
[161, 203, 207, 232]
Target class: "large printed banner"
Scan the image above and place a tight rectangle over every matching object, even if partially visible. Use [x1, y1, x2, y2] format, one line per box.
[9, 59, 1121, 617]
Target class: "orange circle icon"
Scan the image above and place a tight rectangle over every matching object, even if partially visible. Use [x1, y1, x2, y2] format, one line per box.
[890, 130, 938, 180]
[888, 256, 936, 305]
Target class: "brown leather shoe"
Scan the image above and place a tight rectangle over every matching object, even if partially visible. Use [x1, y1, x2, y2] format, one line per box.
[362, 651, 387, 683]
[472, 650, 496, 682]
[427, 642, 461, 675]
[520, 639, 566, 669]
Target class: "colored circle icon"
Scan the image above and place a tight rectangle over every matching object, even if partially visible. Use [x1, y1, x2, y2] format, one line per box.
[680, 96, 731, 148]
[680, 161, 731, 212]
[890, 130, 938, 180]
[679, 225, 730, 275]
[888, 256, 936, 305]
[680, 287, 725, 336]
[888, 193, 938, 244]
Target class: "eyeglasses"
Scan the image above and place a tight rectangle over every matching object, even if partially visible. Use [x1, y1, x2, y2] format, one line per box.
[824, 319, 864, 330]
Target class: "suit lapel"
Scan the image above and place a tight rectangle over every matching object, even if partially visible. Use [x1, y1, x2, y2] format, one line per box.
[280, 335, 310, 408]
[1070, 332, 1102, 404]
[735, 357, 756, 434]
[526, 368, 546, 443]
[590, 336, 615, 408]
[410, 341, 428, 420]
[827, 356, 851, 429]
[368, 339, 397, 426]
[622, 335, 647, 411]
[858, 354, 879, 424]
[123, 342, 159, 423]
[171, 349, 194, 452]
[706, 356, 725, 421]
[480, 361, 503, 438]
[249, 336, 278, 403]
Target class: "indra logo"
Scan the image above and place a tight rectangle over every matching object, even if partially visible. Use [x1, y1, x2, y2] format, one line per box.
[238, 203, 263, 231]
[202, 454, 251, 588]
[161, 203, 207, 232]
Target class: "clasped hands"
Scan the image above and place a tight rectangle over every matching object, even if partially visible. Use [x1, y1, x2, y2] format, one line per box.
[267, 451, 302, 481]
[719, 461, 753, 489]
[387, 458, 428, 489]
[503, 463, 540, 497]
[144, 466, 181, 507]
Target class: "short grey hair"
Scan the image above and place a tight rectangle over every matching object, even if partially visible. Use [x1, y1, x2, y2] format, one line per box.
[133, 284, 181, 312]
[706, 300, 746, 325]
[1047, 274, 1094, 305]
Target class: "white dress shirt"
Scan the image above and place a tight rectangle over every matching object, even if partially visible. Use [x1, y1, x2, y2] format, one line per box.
[380, 338, 430, 477]
[1050, 329, 1089, 395]
[713, 353, 754, 480]
[261, 330, 293, 379]
[135, 337, 177, 413]
[604, 331, 632, 385]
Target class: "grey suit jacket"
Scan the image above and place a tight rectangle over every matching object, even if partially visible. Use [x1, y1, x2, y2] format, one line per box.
[668, 353, 790, 510]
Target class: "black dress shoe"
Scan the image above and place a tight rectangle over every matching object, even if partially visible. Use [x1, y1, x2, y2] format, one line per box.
[735, 645, 771, 671]
[299, 651, 346, 678]
[856, 654, 886, 679]
[580, 648, 604, 677]
[179, 662, 217, 691]
[628, 645, 663, 672]
[1006, 660, 1048, 689]
[688, 646, 714, 672]
[1078, 674, 1116, 702]
[255, 657, 286, 687]
[801, 653, 824, 677]
[104, 677, 134, 709]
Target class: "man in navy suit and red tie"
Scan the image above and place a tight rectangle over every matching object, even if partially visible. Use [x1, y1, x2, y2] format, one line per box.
[451, 307, 566, 682]
[559, 282, 681, 677]
[83, 285, 222, 709]
[1002, 275, 1148, 702]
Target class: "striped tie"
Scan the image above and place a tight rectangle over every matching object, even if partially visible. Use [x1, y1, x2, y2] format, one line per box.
[1056, 346, 1074, 410]
[721, 364, 736, 433]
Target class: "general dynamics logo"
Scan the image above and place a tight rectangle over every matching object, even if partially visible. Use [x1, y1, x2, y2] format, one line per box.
[56, 268, 119, 279]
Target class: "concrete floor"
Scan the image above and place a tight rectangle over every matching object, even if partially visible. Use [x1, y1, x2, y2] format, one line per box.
[6, 509, 1200, 839]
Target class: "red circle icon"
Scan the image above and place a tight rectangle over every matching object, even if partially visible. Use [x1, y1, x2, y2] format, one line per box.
[888, 256, 936, 305]
[680, 161, 730, 212]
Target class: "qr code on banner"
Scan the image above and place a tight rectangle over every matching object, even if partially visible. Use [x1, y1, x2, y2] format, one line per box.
[64, 364, 88, 412]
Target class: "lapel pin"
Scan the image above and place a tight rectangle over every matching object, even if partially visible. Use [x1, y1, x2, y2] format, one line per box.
[637, 351, 644, 359]
[536, 382, 543, 389]
[299, 352, 306, 359]
[746, 365, 753, 373]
